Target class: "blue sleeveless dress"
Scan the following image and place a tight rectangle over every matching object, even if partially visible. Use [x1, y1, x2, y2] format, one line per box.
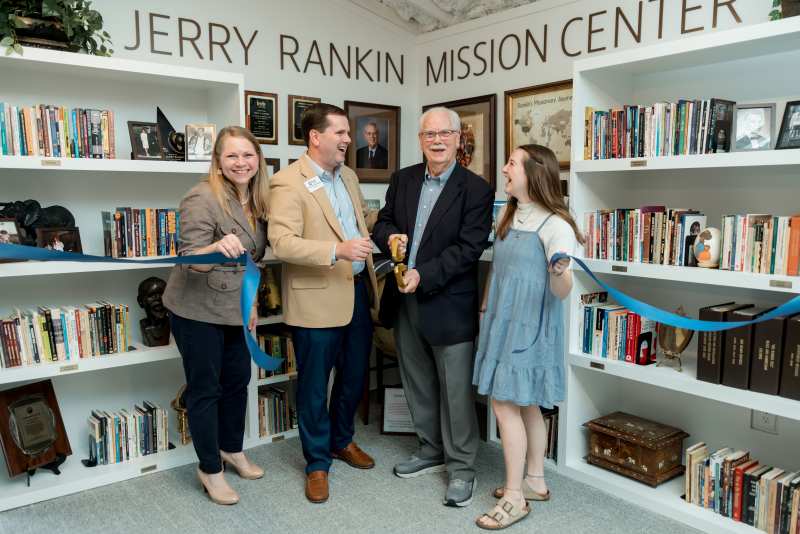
[472, 216, 565, 408]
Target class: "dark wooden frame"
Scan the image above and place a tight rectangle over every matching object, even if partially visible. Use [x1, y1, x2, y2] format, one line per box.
[344, 100, 401, 184]
[504, 79, 573, 170]
[288, 95, 320, 146]
[776, 100, 800, 150]
[127, 121, 164, 161]
[0, 217, 23, 263]
[35, 226, 82, 254]
[245, 90, 278, 145]
[264, 158, 280, 177]
[380, 385, 416, 436]
[423, 93, 497, 190]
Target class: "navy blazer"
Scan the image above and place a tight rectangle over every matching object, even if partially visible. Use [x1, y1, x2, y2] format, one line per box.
[373, 162, 493, 345]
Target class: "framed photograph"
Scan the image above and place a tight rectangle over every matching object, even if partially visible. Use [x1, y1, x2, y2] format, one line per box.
[127, 121, 163, 160]
[776, 100, 800, 150]
[505, 79, 573, 169]
[185, 123, 216, 162]
[36, 227, 82, 253]
[245, 90, 278, 145]
[288, 95, 320, 146]
[732, 103, 775, 152]
[264, 157, 280, 177]
[381, 386, 415, 436]
[344, 101, 400, 183]
[0, 218, 23, 263]
[423, 94, 497, 189]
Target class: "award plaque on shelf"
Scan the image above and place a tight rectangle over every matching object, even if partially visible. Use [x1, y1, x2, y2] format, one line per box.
[0, 380, 72, 479]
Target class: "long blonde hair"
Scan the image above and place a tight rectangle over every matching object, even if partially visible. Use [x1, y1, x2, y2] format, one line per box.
[496, 144, 584, 244]
[207, 126, 269, 219]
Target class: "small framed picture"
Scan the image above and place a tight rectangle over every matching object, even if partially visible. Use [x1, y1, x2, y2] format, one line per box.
[36, 227, 82, 254]
[245, 90, 278, 145]
[288, 95, 320, 146]
[776, 100, 800, 150]
[381, 386, 415, 436]
[185, 123, 216, 161]
[127, 121, 163, 160]
[344, 101, 400, 184]
[264, 158, 280, 177]
[0, 218, 24, 263]
[732, 103, 775, 152]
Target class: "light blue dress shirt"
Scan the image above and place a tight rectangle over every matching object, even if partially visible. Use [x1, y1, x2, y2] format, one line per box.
[407, 161, 456, 269]
[305, 155, 364, 275]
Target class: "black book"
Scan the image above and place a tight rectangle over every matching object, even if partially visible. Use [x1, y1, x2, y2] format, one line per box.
[697, 303, 752, 384]
[707, 98, 736, 153]
[779, 314, 800, 400]
[744, 465, 772, 526]
[749, 315, 787, 395]
[723, 307, 773, 389]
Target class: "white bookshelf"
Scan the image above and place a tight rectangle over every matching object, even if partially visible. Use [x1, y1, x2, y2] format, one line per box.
[562, 17, 800, 534]
[0, 47, 296, 512]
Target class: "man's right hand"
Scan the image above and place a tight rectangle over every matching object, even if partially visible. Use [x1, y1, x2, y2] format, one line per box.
[336, 237, 373, 262]
[388, 234, 408, 258]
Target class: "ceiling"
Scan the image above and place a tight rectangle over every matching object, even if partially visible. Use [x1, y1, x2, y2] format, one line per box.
[348, 0, 539, 33]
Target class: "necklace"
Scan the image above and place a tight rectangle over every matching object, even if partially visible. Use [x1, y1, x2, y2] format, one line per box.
[239, 190, 250, 205]
[515, 207, 534, 225]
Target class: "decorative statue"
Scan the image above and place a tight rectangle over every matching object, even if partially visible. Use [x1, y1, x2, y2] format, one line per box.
[693, 227, 721, 268]
[0, 200, 75, 246]
[137, 276, 170, 347]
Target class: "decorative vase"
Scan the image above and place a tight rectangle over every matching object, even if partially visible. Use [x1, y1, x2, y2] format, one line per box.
[693, 227, 722, 268]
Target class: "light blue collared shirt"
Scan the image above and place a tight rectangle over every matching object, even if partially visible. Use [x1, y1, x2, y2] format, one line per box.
[305, 155, 364, 275]
[408, 160, 456, 269]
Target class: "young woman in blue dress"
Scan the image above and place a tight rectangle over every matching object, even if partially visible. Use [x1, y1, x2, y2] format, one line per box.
[473, 144, 584, 530]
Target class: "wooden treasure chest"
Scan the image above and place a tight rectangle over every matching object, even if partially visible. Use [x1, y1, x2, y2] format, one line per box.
[584, 411, 688, 487]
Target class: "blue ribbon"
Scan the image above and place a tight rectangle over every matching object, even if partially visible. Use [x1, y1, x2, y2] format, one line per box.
[0, 243, 283, 370]
[551, 252, 800, 332]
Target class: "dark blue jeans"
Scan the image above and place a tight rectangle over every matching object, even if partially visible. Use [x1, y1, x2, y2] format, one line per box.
[170, 312, 251, 474]
[292, 277, 373, 474]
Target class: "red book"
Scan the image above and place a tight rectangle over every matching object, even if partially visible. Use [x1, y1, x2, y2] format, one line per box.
[734, 460, 759, 521]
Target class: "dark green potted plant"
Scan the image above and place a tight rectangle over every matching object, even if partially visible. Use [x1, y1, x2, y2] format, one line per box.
[0, 0, 112, 56]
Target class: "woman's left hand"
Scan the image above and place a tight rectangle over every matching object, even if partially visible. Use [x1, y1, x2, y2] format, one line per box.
[248, 301, 259, 331]
[548, 256, 570, 276]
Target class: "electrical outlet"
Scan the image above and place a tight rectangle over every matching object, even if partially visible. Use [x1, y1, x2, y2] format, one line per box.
[750, 410, 779, 435]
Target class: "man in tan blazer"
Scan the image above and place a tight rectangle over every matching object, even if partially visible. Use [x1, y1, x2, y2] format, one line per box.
[268, 103, 378, 504]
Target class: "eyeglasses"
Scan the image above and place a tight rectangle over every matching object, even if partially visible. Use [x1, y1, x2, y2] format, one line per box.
[419, 129, 458, 141]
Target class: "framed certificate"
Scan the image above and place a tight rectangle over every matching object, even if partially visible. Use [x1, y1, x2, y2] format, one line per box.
[288, 95, 320, 146]
[245, 90, 278, 145]
[381, 386, 415, 436]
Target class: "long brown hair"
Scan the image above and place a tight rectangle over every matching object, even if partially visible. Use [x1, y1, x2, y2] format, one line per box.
[207, 126, 269, 219]
[496, 144, 584, 244]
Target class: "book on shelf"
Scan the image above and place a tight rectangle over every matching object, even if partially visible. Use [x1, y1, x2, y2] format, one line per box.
[0, 102, 115, 158]
[88, 401, 168, 466]
[696, 302, 753, 384]
[577, 292, 657, 364]
[749, 314, 788, 395]
[257, 384, 296, 437]
[0, 303, 131, 370]
[722, 307, 773, 390]
[256, 331, 295, 379]
[102, 207, 178, 258]
[780, 314, 800, 401]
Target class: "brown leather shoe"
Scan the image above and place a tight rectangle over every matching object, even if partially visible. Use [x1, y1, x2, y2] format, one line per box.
[305, 471, 329, 503]
[332, 442, 375, 469]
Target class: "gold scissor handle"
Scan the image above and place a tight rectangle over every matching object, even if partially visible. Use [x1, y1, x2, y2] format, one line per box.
[394, 263, 407, 289]
[390, 236, 407, 288]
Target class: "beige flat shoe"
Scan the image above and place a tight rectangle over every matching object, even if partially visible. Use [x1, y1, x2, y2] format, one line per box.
[476, 497, 530, 530]
[220, 450, 264, 480]
[197, 468, 239, 505]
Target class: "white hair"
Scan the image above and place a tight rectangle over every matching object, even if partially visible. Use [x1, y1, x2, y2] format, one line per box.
[419, 107, 460, 132]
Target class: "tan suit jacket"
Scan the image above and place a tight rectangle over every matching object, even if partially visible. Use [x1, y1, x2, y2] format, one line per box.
[163, 180, 267, 326]
[268, 155, 378, 328]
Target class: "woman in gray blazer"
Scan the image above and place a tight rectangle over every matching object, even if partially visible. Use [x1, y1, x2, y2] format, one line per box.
[163, 126, 269, 505]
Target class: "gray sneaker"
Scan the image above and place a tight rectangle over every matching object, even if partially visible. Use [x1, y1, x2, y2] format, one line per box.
[443, 477, 475, 507]
[393, 455, 446, 478]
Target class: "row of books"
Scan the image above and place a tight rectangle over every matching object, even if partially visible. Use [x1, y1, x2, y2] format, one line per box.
[697, 302, 800, 400]
[684, 444, 800, 533]
[255, 332, 296, 379]
[0, 303, 131, 370]
[87, 402, 169, 466]
[258, 385, 296, 437]
[543, 407, 558, 461]
[0, 102, 116, 158]
[578, 291, 658, 364]
[583, 98, 734, 160]
[101, 208, 179, 258]
[583, 208, 800, 276]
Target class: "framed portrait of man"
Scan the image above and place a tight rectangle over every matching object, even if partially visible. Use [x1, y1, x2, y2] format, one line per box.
[505, 80, 573, 169]
[732, 103, 775, 152]
[423, 94, 497, 190]
[344, 101, 400, 184]
[288, 95, 320, 146]
[127, 121, 164, 160]
[245, 90, 278, 145]
[36, 227, 83, 253]
[776, 100, 800, 150]
[185, 123, 216, 162]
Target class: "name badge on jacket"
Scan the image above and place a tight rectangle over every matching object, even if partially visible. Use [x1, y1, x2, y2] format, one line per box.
[304, 176, 324, 193]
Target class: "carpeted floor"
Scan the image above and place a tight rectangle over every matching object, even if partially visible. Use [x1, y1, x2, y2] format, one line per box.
[0, 414, 701, 534]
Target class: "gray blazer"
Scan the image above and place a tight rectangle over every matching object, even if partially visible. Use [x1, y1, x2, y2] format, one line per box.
[163, 181, 267, 326]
